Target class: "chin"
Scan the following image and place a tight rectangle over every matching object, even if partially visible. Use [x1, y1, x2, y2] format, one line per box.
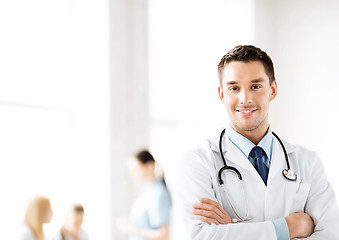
[234, 122, 259, 132]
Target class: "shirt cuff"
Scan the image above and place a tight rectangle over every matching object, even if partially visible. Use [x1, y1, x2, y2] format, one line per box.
[272, 218, 290, 240]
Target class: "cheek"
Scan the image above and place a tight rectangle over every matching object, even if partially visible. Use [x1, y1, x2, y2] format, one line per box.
[128, 160, 141, 176]
[135, 168, 144, 177]
[255, 91, 270, 104]
[224, 95, 237, 109]
[44, 210, 52, 222]
[263, 93, 273, 104]
[131, 165, 146, 179]
[74, 215, 84, 225]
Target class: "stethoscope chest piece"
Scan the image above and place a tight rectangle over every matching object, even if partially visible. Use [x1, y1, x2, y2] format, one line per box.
[282, 169, 297, 181]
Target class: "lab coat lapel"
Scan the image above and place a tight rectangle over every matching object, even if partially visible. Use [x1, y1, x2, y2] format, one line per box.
[224, 137, 259, 176]
[267, 137, 286, 183]
[209, 129, 261, 178]
[268, 137, 296, 183]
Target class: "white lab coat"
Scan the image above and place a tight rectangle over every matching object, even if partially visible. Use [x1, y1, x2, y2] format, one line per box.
[177, 129, 339, 239]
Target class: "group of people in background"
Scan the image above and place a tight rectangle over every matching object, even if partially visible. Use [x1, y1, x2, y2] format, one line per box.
[20, 196, 88, 240]
[20, 149, 172, 240]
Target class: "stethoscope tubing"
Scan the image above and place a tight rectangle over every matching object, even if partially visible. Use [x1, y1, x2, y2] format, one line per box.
[217, 128, 297, 221]
[218, 128, 296, 185]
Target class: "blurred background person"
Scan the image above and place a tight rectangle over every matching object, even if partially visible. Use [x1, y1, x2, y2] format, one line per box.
[117, 150, 172, 240]
[56, 204, 88, 240]
[20, 196, 53, 240]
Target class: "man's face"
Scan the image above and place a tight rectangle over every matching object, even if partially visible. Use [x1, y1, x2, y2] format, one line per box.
[72, 212, 84, 228]
[218, 61, 277, 136]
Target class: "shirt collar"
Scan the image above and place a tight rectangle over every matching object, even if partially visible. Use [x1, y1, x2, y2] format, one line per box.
[225, 123, 273, 160]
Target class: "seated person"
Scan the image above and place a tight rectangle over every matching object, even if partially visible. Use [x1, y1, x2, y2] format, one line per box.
[56, 204, 88, 240]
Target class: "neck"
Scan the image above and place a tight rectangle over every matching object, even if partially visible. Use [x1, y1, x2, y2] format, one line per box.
[230, 122, 269, 145]
[147, 174, 157, 182]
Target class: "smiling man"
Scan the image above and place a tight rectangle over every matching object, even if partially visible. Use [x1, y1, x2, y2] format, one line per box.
[177, 45, 339, 239]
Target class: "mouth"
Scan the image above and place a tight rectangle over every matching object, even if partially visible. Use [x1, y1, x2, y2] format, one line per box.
[236, 108, 257, 117]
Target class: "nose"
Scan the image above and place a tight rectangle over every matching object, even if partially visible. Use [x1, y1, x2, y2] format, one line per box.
[239, 89, 252, 105]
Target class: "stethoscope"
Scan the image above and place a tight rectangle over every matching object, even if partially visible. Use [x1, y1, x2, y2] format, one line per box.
[217, 128, 297, 222]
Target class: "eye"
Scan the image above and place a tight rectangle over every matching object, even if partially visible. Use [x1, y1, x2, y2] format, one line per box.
[229, 86, 239, 91]
[252, 85, 262, 89]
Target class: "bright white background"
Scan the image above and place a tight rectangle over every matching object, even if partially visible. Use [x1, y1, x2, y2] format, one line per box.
[0, 0, 111, 239]
[0, 0, 339, 239]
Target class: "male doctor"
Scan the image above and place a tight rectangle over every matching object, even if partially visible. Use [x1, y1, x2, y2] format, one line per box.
[177, 45, 339, 239]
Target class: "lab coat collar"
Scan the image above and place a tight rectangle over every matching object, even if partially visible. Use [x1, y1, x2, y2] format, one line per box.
[208, 128, 254, 174]
[226, 123, 273, 161]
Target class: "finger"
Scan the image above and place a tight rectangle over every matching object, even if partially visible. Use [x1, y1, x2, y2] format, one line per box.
[200, 198, 219, 205]
[200, 198, 224, 212]
[198, 198, 230, 218]
[192, 202, 203, 209]
[193, 203, 226, 221]
[193, 209, 224, 223]
[200, 198, 230, 218]
[199, 216, 219, 225]
[193, 202, 217, 210]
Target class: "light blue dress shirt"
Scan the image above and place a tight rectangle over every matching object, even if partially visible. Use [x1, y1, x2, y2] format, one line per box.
[226, 124, 289, 240]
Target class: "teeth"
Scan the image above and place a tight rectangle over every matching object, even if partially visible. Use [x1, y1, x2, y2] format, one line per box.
[236, 109, 256, 113]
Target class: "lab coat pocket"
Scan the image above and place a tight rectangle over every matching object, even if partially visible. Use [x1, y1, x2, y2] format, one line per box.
[285, 181, 311, 214]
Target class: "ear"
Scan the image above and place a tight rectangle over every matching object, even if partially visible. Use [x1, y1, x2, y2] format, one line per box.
[270, 81, 278, 101]
[218, 86, 224, 101]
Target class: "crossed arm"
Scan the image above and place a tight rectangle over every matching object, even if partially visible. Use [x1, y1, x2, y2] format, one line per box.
[193, 198, 314, 239]
[179, 150, 339, 239]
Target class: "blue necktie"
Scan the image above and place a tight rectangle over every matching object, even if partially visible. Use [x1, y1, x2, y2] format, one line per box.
[250, 146, 269, 185]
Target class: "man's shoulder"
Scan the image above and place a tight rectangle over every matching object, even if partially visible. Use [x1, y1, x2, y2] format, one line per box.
[181, 131, 220, 163]
[182, 139, 211, 162]
[280, 138, 319, 162]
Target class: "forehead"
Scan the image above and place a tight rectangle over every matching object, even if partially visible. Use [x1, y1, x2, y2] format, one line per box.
[222, 61, 269, 84]
[73, 211, 84, 216]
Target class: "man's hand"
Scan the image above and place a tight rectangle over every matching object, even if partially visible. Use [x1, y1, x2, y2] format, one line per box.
[285, 212, 314, 239]
[192, 198, 232, 225]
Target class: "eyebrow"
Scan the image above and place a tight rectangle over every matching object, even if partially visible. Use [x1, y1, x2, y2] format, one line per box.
[251, 78, 265, 83]
[225, 78, 265, 85]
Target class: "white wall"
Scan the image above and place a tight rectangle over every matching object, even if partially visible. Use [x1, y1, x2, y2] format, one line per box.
[109, 0, 150, 239]
[255, 0, 339, 197]
[0, 0, 111, 239]
[71, 0, 111, 239]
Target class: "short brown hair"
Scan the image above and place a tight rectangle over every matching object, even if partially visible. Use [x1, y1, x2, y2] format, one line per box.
[218, 45, 275, 86]
[73, 204, 84, 213]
